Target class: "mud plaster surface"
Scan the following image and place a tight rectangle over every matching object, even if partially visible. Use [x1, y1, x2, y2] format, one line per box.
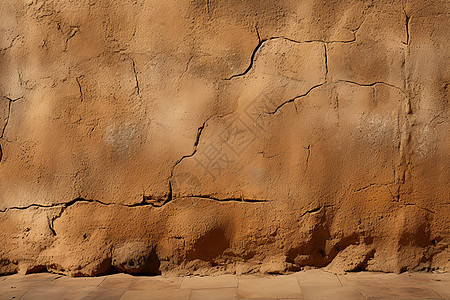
[0, 0, 449, 276]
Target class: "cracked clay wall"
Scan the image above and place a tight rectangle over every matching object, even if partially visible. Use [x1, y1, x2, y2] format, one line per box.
[0, 0, 449, 276]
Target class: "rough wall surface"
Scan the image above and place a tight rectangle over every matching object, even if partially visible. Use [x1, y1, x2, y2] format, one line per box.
[0, 0, 449, 276]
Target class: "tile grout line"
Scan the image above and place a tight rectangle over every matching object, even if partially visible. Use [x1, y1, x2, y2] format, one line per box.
[354, 285, 369, 300]
[97, 276, 107, 287]
[336, 274, 343, 287]
[430, 286, 447, 299]
[19, 288, 31, 299]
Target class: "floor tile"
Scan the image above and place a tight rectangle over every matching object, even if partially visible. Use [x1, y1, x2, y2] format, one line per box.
[339, 272, 447, 290]
[85, 286, 126, 300]
[339, 272, 412, 286]
[357, 284, 443, 299]
[430, 282, 450, 299]
[20, 286, 96, 300]
[295, 270, 341, 287]
[52, 275, 106, 286]
[396, 272, 449, 287]
[301, 286, 365, 300]
[0, 280, 54, 289]
[189, 288, 237, 300]
[237, 275, 302, 299]
[99, 273, 138, 289]
[120, 288, 191, 300]
[4, 273, 60, 282]
[130, 276, 182, 290]
[0, 271, 447, 300]
[182, 275, 238, 289]
[0, 287, 29, 300]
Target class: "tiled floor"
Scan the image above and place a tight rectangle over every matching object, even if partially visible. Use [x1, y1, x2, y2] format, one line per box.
[0, 269, 448, 300]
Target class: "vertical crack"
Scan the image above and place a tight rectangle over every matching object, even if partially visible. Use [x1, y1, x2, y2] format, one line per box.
[206, 0, 211, 14]
[324, 43, 328, 80]
[403, 9, 410, 45]
[142, 114, 231, 206]
[1, 96, 23, 162]
[401, 0, 410, 46]
[166, 181, 173, 203]
[48, 207, 64, 236]
[255, 25, 262, 43]
[304, 144, 311, 176]
[131, 59, 141, 97]
[180, 55, 193, 79]
[75, 76, 84, 102]
[225, 28, 267, 80]
[165, 118, 210, 204]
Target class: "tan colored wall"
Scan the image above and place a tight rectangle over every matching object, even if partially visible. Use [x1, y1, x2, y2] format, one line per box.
[0, 0, 449, 276]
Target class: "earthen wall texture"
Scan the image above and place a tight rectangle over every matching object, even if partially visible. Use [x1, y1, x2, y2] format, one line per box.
[0, 0, 449, 276]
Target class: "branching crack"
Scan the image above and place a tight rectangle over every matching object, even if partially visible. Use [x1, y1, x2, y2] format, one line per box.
[0, 198, 112, 213]
[0, 192, 266, 214]
[266, 83, 326, 115]
[62, 26, 79, 52]
[163, 116, 214, 205]
[405, 203, 435, 214]
[48, 208, 64, 236]
[224, 30, 267, 80]
[224, 19, 365, 81]
[0, 197, 171, 214]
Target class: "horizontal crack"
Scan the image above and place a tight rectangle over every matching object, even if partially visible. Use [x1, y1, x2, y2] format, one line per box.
[336, 80, 405, 94]
[0, 193, 267, 213]
[184, 195, 269, 203]
[354, 182, 395, 192]
[0, 198, 113, 213]
[300, 204, 334, 217]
